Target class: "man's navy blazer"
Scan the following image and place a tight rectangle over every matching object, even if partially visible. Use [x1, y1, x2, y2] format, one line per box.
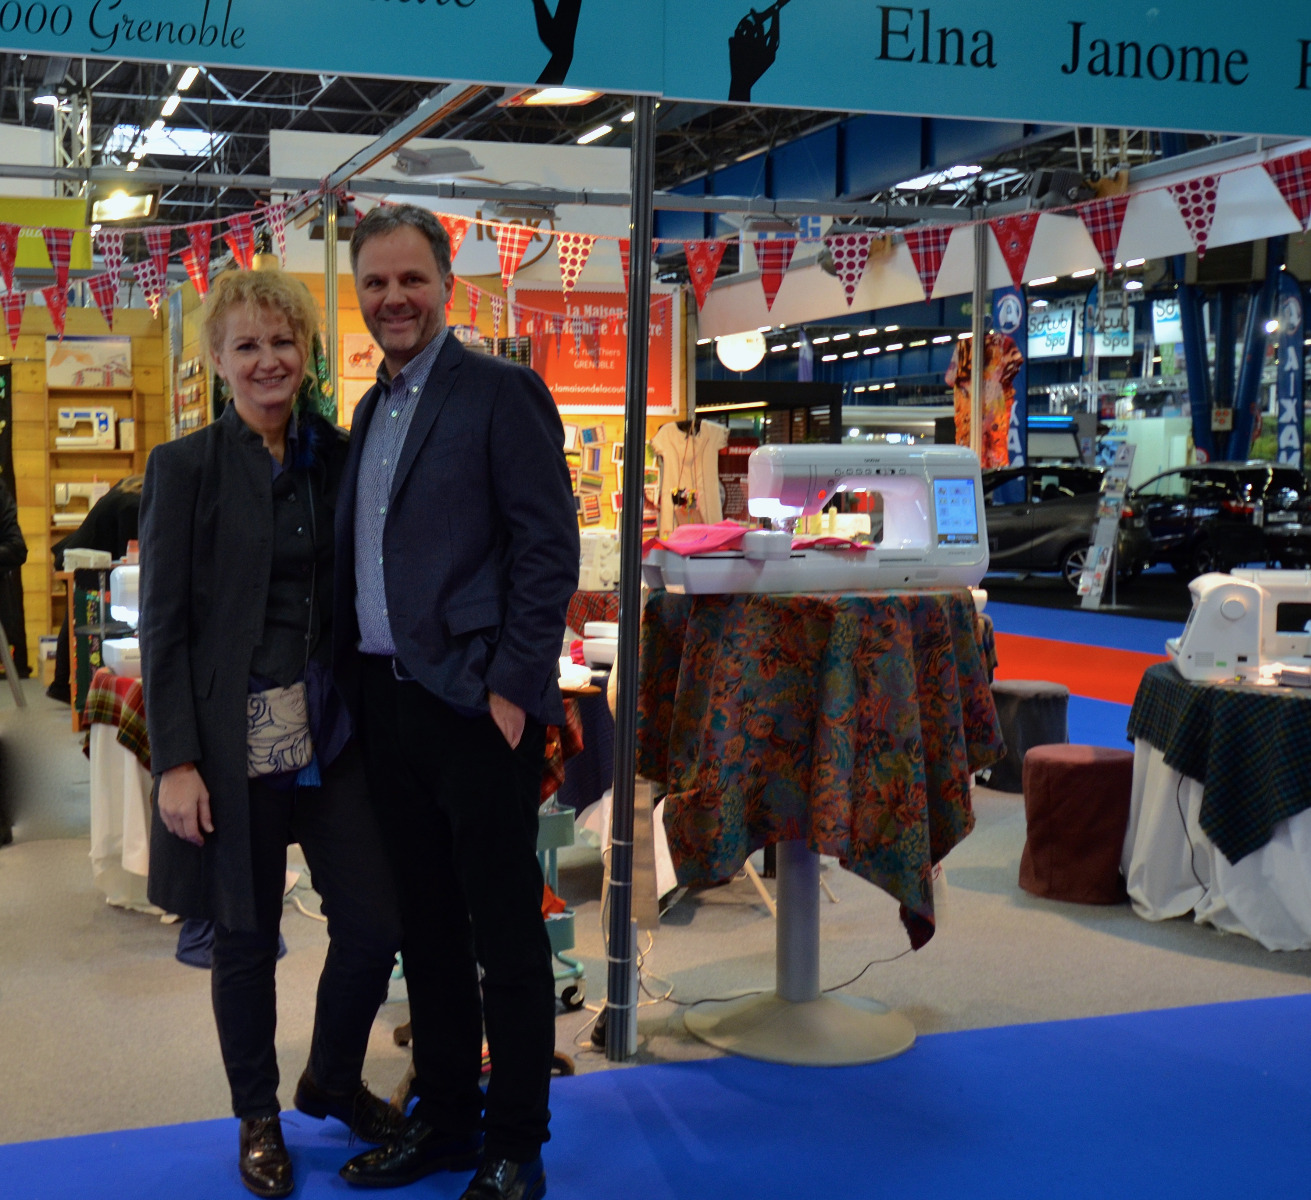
[333, 334, 579, 727]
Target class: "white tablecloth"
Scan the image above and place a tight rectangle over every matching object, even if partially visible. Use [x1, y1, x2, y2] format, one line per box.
[1122, 738, 1311, 950]
[88, 724, 159, 913]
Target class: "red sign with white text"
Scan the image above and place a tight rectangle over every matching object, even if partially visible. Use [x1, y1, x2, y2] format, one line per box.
[513, 287, 678, 415]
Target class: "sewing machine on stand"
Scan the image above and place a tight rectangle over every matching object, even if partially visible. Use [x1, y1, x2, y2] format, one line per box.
[52, 481, 112, 529]
[644, 443, 989, 1065]
[55, 407, 117, 450]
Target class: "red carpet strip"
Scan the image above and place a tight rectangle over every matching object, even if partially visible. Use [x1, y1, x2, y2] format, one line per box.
[992, 631, 1167, 705]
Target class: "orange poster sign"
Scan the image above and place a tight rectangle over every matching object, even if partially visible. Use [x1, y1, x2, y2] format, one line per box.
[512, 287, 679, 415]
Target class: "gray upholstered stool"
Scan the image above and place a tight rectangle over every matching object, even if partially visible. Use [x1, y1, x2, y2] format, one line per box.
[985, 679, 1069, 793]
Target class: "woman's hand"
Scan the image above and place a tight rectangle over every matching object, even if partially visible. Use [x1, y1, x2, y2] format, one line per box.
[158, 763, 213, 846]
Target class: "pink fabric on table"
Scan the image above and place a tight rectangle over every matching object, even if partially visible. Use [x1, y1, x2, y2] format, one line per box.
[642, 521, 747, 557]
[790, 536, 870, 551]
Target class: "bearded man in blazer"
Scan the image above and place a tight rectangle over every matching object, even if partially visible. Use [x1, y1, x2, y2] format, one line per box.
[333, 204, 578, 1200]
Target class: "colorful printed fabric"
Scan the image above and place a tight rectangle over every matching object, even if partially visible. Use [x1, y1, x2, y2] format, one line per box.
[636, 589, 1003, 948]
[1127, 662, 1311, 865]
[541, 698, 586, 802]
[83, 669, 151, 770]
[567, 589, 619, 633]
[946, 333, 1024, 469]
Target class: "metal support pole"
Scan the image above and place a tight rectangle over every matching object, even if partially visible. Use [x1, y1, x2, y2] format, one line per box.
[969, 223, 988, 457]
[606, 94, 657, 1063]
[324, 198, 340, 423]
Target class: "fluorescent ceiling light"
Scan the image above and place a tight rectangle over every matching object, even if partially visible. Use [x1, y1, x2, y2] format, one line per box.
[883, 382, 896, 389]
[958, 331, 972, 339]
[757, 325, 772, 332]
[522, 88, 600, 106]
[885, 342, 904, 351]
[161, 94, 181, 118]
[893, 164, 982, 192]
[1265, 318, 1280, 333]
[811, 335, 830, 344]
[1124, 258, 1146, 267]
[1028, 275, 1058, 286]
[125, 161, 139, 173]
[833, 332, 851, 341]
[92, 191, 155, 222]
[33, 92, 60, 106]
[821, 354, 838, 362]
[858, 327, 878, 336]
[577, 124, 612, 145]
[863, 347, 877, 355]
[842, 351, 858, 358]
[106, 123, 222, 158]
[909, 339, 927, 347]
[883, 324, 899, 332]
[620, 111, 636, 123]
[1030, 299, 1049, 308]
[790, 341, 802, 349]
[932, 334, 952, 343]
[1124, 280, 1144, 290]
[178, 67, 201, 91]
[149, 118, 165, 134]
[696, 337, 711, 345]
[1071, 268, 1097, 278]
[770, 343, 787, 352]
[854, 386, 867, 393]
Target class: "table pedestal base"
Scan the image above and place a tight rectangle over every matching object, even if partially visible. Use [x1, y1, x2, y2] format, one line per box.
[683, 839, 916, 1066]
[684, 991, 915, 1065]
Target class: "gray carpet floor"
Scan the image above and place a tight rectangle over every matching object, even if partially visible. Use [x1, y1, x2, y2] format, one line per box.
[2, 679, 1309, 1146]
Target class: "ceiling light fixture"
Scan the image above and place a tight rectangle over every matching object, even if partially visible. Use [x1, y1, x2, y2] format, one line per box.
[178, 67, 201, 91]
[885, 342, 904, 351]
[811, 335, 831, 344]
[1028, 275, 1058, 286]
[161, 94, 181, 117]
[832, 332, 851, 341]
[696, 400, 768, 413]
[92, 190, 155, 222]
[517, 87, 601, 106]
[1124, 280, 1144, 290]
[858, 327, 878, 336]
[715, 329, 767, 371]
[1071, 268, 1097, 278]
[908, 339, 927, 347]
[821, 353, 838, 362]
[842, 351, 858, 358]
[932, 334, 953, 343]
[883, 324, 899, 332]
[620, 110, 636, 123]
[33, 92, 60, 106]
[1124, 258, 1146, 267]
[577, 124, 612, 145]
[958, 331, 972, 339]
[770, 343, 787, 352]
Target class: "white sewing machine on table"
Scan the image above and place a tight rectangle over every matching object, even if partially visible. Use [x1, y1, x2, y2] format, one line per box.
[1167, 569, 1311, 683]
[55, 407, 117, 449]
[641, 444, 989, 594]
[52, 481, 112, 528]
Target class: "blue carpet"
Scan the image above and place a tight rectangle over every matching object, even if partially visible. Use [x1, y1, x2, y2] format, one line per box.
[1068, 695, 1132, 749]
[6, 994, 1310, 1200]
[987, 600, 1178, 655]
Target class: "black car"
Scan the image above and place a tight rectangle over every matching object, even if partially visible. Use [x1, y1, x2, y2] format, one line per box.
[1118, 462, 1311, 576]
[982, 464, 1105, 588]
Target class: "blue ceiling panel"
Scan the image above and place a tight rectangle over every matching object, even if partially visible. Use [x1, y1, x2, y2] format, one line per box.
[929, 118, 1028, 167]
[770, 126, 839, 201]
[840, 115, 925, 197]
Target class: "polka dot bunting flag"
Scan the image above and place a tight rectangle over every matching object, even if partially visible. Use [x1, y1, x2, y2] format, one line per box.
[556, 232, 597, 294]
[1168, 174, 1220, 258]
[823, 231, 875, 306]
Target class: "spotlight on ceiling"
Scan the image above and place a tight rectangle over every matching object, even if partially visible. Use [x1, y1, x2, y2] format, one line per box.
[92, 190, 156, 222]
[392, 146, 484, 176]
[715, 330, 767, 372]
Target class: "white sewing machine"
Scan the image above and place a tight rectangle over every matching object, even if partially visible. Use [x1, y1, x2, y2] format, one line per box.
[1234, 568, 1311, 665]
[55, 407, 117, 450]
[641, 444, 989, 594]
[52, 481, 111, 528]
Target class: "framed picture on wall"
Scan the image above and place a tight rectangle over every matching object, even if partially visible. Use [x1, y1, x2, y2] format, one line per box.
[46, 336, 133, 388]
[342, 334, 382, 379]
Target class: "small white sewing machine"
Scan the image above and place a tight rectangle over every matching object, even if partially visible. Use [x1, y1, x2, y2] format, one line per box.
[641, 444, 989, 594]
[52, 480, 111, 528]
[1234, 568, 1311, 665]
[55, 407, 116, 450]
[1167, 573, 1263, 682]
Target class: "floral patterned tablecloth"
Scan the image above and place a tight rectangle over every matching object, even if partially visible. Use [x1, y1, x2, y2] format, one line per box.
[637, 589, 1003, 948]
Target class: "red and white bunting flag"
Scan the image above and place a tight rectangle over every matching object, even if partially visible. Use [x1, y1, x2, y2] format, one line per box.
[553, 314, 565, 357]
[133, 258, 166, 316]
[224, 212, 256, 270]
[754, 235, 797, 311]
[620, 239, 630, 293]
[439, 215, 471, 264]
[490, 294, 505, 344]
[509, 302, 522, 338]
[42, 228, 75, 294]
[96, 228, 125, 289]
[1168, 175, 1221, 258]
[556, 232, 596, 294]
[495, 225, 533, 290]
[144, 226, 172, 284]
[1076, 195, 1131, 272]
[583, 319, 601, 366]
[989, 213, 1041, 289]
[903, 225, 954, 299]
[181, 245, 210, 297]
[87, 273, 118, 329]
[0, 291, 24, 348]
[0, 224, 18, 293]
[41, 284, 68, 339]
[262, 202, 289, 264]
[1264, 150, 1311, 231]
[684, 240, 728, 309]
[823, 231, 875, 306]
[570, 313, 585, 353]
[467, 283, 481, 327]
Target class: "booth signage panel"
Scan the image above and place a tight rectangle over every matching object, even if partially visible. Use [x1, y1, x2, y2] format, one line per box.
[0, 197, 91, 269]
[1275, 271, 1304, 468]
[2, 3, 1311, 137]
[993, 286, 1027, 466]
[1028, 299, 1078, 358]
[513, 287, 678, 415]
[1152, 297, 1184, 344]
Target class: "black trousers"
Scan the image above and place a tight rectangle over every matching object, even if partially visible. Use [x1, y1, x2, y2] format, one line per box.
[211, 739, 401, 1119]
[358, 655, 555, 1163]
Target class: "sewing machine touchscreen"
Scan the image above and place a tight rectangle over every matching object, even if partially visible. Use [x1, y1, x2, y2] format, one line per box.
[933, 477, 979, 545]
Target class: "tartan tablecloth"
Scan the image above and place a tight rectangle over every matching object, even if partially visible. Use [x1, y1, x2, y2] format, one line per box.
[637, 588, 1003, 949]
[1127, 662, 1311, 864]
[85, 667, 151, 771]
[567, 590, 619, 633]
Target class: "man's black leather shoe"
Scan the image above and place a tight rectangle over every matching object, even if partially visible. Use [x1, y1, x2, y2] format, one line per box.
[338, 1114, 482, 1188]
[294, 1071, 403, 1144]
[239, 1116, 293, 1198]
[460, 1155, 546, 1200]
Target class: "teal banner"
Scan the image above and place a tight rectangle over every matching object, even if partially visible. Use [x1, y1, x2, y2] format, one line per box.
[1, 1, 1311, 136]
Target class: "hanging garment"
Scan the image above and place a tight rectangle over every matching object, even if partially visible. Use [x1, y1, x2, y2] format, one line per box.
[946, 333, 1023, 469]
[649, 420, 729, 534]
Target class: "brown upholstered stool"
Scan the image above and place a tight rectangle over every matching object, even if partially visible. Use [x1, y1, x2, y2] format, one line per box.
[986, 679, 1070, 793]
[1019, 744, 1134, 904]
